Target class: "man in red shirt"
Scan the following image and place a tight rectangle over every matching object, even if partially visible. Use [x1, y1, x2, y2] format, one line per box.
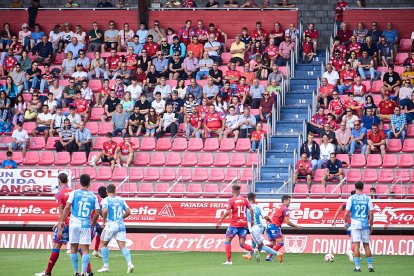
[330, 50, 346, 72]
[377, 92, 397, 120]
[366, 123, 386, 156]
[208, 23, 227, 44]
[217, 184, 255, 265]
[115, 133, 136, 167]
[318, 77, 335, 107]
[304, 23, 319, 54]
[203, 104, 225, 140]
[125, 46, 138, 71]
[2, 49, 17, 74]
[92, 132, 118, 171]
[328, 91, 345, 120]
[350, 76, 367, 104]
[185, 105, 202, 139]
[344, 93, 361, 117]
[195, 20, 209, 45]
[186, 36, 204, 60]
[293, 153, 313, 189]
[105, 49, 121, 80]
[143, 35, 159, 58]
[335, 0, 348, 24]
[178, 20, 196, 46]
[74, 91, 89, 122]
[235, 76, 250, 105]
[251, 21, 268, 42]
[224, 62, 241, 87]
[338, 62, 357, 94]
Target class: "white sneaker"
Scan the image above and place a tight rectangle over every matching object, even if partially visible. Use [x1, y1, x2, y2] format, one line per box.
[93, 250, 102, 258]
[34, 272, 49, 276]
[346, 250, 354, 262]
[97, 266, 110, 272]
[222, 261, 232, 265]
[127, 264, 134, 273]
[66, 249, 71, 254]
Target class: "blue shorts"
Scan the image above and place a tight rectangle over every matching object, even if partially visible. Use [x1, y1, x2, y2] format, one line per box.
[53, 225, 69, 245]
[226, 227, 248, 238]
[266, 224, 283, 241]
[91, 223, 103, 239]
[346, 223, 351, 236]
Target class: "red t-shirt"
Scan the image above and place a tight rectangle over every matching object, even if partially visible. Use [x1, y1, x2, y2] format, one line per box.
[194, 28, 209, 44]
[208, 28, 225, 43]
[304, 29, 319, 39]
[302, 42, 313, 54]
[378, 100, 397, 115]
[269, 204, 289, 227]
[311, 113, 326, 125]
[329, 99, 345, 115]
[252, 29, 268, 41]
[55, 186, 72, 225]
[42, 73, 54, 83]
[103, 141, 117, 157]
[340, 70, 357, 85]
[99, 87, 110, 95]
[10, 43, 22, 55]
[333, 44, 347, 57]
[235, 84, 250, 98]
[204, 112, 224, 130]
[143, 42, 159, 57]
[226, 195, 251, 228]
[4, 56, 17, 71]
[295, 160, 312, 175]
[347, 42, 361, 56]
[125, 54, 137, 70]
[74, 99, 88, 113]
[330, 56, 346, 71]
[344, 99, 360, 110]
[188, 113, 202, 128]
[117, 141, 136, 156]
[225, 69, 241, 84]
[251, 130, 266, 141]
[106, 55, 121, 70]
[367, 130, 386, 144]
[319, 84, 334, 97]
[264, 45, 278, 58]
[197, 105, 209, 119]
[335, 1, 348, 21]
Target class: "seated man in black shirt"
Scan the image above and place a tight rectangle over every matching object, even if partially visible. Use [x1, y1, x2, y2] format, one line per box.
[101, 89, 120, 122]
[134, 93, 150, 114]
[146, 64, 160, 100]
[322, 153, 344, 187]
[128, 106, 145, 136]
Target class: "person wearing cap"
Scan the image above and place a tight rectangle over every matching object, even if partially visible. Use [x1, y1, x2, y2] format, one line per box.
[64, 37, 84, 59]
[277, 35, 295, 66]
[72, 63, 88, 85]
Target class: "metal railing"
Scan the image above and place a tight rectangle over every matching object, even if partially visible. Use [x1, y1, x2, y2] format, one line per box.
[290, 48, 296, 78]
[333, 20, 338, 38]
[325, 47, 329, 65]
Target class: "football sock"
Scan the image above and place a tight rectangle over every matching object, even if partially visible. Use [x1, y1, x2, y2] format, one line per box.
[225, 242, 231, 262]
[121, 247, 132, 266]
[274, 241, 284, 252]
[354, 257, 361, 269]
[240, 242, 254, 253]
[70, 253, 79, 273]
[248, 241, 257, 256]
[262, 245, 279, 256]
[101, 246, 109, 267]
[94, 235, 101, 251]
[81, 253, 90, 274]
[367, 257, 373, 269]
[78, 249, 92, 272]
[45, 248, 60, 273]
[351, 244, 355, 253]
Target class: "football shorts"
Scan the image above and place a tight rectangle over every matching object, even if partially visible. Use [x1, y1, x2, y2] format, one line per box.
[101, 223, 127, 242]
[351, 229, 370, 244]
[250, 225, 265, 245]
[53, 225, 69, 245]
[226, 227, 248, 238]
[69, 226, 92, 245]
[266, 224, 283, 241]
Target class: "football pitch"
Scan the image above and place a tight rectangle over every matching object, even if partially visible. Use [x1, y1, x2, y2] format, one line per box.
[1, 249, 413, 276]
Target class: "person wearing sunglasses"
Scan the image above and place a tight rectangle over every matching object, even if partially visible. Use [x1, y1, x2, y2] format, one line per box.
[349, 120, 367, 155]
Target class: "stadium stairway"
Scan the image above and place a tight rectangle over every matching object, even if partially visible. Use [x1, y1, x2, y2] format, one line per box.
[255, 51, 325, 199]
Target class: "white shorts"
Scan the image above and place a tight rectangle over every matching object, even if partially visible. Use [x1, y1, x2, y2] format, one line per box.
[69, 226, 92, 245]
[351, 229, 370, 244]
[250, 225, 265, 245]
[101, 223, 127, 242]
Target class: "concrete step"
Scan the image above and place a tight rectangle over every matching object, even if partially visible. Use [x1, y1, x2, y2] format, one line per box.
[270, 135, 299, 151]
[265, 151, 294, 166]
[285, 92, 313, 106]
[274, 121, 305, 135]
[280, 107, 309, 121]
[260, 166, 290, 181]
[295, 64, 323, 71]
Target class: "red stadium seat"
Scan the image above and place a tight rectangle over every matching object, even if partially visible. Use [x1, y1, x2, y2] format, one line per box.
[406, 124, 414, 137]
[192, 168, 208, 182]
[177, 168, 192, 182]
[406, 186, 414, 199]
[362, 169, 378, 183]
[219, 138, 235, 152]
[45, 137, 59, 150]
[336, 154, 350, 167]
[155, 137, 172, 151]
[325, 185, 341, 198]
[309, 185, 325, 199]
[382, 154, 398, 168]
[90, 107, 104, 120]
[386, 139, 402, 152]
[39, 151, 55, 165]
[366, 154, 382, 168]
[186, 183, 203, 198]
[23, 122, 36, 134]
[85, 122, 98, 135]
[159, 168, 177, 181]
[341, 185, 355, 197]
[204, 138, 219, 151]
[203, 183, 219, 198]
[93, 137, 106, 150]
[121, 182, 138, 197]
[391, 185, 406, 198]
[313, 169, 325, 182]
[88, 79, 102, 92]
[154, 183, 170, 198]
[221, 52, 232, 64]
[187, 138, 203, 151]
[229, 153, 246, 167]
[246, 153, 258, 167]
[54, 152, 70, 165]
[293, 184, 308, 198]
[171, 137, 187, 151]
[399, 39, 412, 51]
[398, 154, 414, 168]
[170, 183, 187, 198]
[29, 137, 45, 150]
[133, 152, 150, 166]
[347, 169, 362, 182]
[371, 81, 382, 93]
[70, 152, 86, 165]
[137, 183, 154, 197]
[394, 53, 407, 65]
[81, 167, 96, 179]
[240, 169, 253, 182]
[87, 151, 100, 164]
[213, 153, 230, 167]
[143, 167, 160, 181]
[208, 168, 225, 182]
[402, 139, 414, 152]
[235, 138, 251, 152]
[112, 167, 128, 181]
[218, 184, 233, 198]
[149, 152, 166, 166]
[375, 184, 389, 199]
[23, 151, 39, 165]
[129, 167, 144, 181]
[97, 122, 113, 135]
[165, 152, 182, 166]
[182, 152, 198, 167]
[197, 153, 214, 166]
[395, 170, 411, 183]
[350, 154, 366, 168]
[224, 169, 240, 182]
[140, 137, 156, 151]
[378, 169, 394, 183]
[96, 167, 112, 180]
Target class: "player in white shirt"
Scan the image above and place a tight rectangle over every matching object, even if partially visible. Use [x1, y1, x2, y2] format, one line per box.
[344, 181, 375, 272]
[97, 184, 134, 273]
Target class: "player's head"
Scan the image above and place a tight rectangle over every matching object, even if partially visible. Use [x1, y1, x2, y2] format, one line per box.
[281, 195, 291, 206]
[351, 190, 356, 195]
[57, 173, 68, 186]
[247, 192, 256, 203]
[232, 185, 241, 196]
[354, 181, 364, 192]
[106, 184, 116, 195]
[79, 174, 91, 188]
[98, 186, 108, 199]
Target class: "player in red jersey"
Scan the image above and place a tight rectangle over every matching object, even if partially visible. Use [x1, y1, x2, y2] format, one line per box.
[332, 190, 356, 262]
[265, 195, 302, 262]
[217, 185, 256, 265]
[35, 173, 74, 276]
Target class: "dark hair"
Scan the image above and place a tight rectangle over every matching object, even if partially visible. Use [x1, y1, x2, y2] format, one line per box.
[232, 185, 241, 192]
[98, 186, 108, 198]
[351, 190, 356, 195]
[247, 192, 256, 201]
[17, 121, 23, 127]
[355, 181, 364, 191]
[281, 195, 291, 202]
[124, 133, 131, 139]
[79, 174, 91, 187]
[6, 151, 12, 157]
[106, 184, 116, 194]
[106, 132, 113, 138]
[58, 173, 68, 184]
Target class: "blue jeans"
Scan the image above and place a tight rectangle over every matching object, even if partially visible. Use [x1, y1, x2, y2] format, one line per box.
[357, 67, 375, 80]
[0, 38, 11, 48]
[113, 127, 126, 138]
[387, 129, 406, 143]
[276, 56, 288, 66]
[251, 140, 262, 152]
[350, 141, 367, 155]
[24, 76, 40, 90]
[338, 84, 351, 95]
[196, 70, 209, 81]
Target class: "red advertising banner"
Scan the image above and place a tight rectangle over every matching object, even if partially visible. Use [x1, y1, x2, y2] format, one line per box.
[0, 198, 413, 229]
[0, 231, 413, 255]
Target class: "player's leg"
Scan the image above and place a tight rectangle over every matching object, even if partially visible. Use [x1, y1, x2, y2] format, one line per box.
[223, 227, 236, 264]
[115, 231, 134, 273]
[362, 229, 374, 272]
[93, 224, 102, 258]
[98, 225, 114, 272]
[69, 226, 81, 274]
[79, 227, 92, 275]
[346, 225, 355, 262]
[238, 228, 254, 253]
[351, 229, 362, 272]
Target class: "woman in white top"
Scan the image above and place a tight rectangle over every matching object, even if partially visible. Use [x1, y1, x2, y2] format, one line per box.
[342, 108, 359, 129]
[317, 134, 335, 169]
[73, 25, 86, 45]
[121, 92, 135, 114]
[60, 51, 76, 77]
[213, 94, 228, 114]
[347, 51, 359, 70]
[49, 79, 63, 107]
[49, 24, 63, 52]
[18, 23, 31, 50]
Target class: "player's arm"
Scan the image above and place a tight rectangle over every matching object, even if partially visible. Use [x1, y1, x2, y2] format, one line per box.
[331, 205, 344, 228]
[248, 206, 254, 227]
[284, 216, 302, 229]
[343, 210, 350, 230]
[123, 208, 131, 219]
[263, 215, 272, 224]
[59, 202, 72, 229]
[368, 209, 374, 234]
[217, 209, 230, 228]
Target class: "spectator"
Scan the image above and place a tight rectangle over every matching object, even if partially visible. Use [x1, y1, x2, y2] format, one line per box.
[74, 121, 92, 159]
[357, 50, 377, 84]
[134, 93, 150, 115]
[112, 76, 126, 98]
[400, 79, 414, 109]
[152, 51, 169, 78]
[8, 122, 29, 158]
[143, 35, 159, 59]
[185, 105, 202, 140]
[76, 50, 90, 68]
[325, 113, 338, 130]
[136, 23, 148, 44]
[169, 51, 184, 80]
[381, 64, 401, 99]
[135, 66, 148, 91]
[378, 36, 394, 67]
[382, 22, 399, 56]
[128, 34, 143, 55]
[302, 35, 314, 63]
[293, 153, 313, 190]
[401, 63, 414, 86]
[223, 0, 240, 8]
[73, 90, 89, 122]
[237, 107, 256, 138]
[79, 80, 92, 103]
[366, 123, 386, 156]
[24, 61, 41, 93]
[63, 0, 80, 8]
[350, 120, 367, 155]
[308, 106, 326, 135]
[183, 50, 199, 79]
[43, 92, 57, 114]
[12, 94, 25, 124]
[88, 51, 105, 79]
[128, 106, 145, 136]
[73, 25, 86, 45]
[299, 133, 320, 172]
[361, 36, 378, 63]
[322, 153, 344, 187]
[166, 28, 177, 45]
[343, 93, 361, 117]
[249, 78, 264, 109]
[30, 24, 44, 49]
[186, 78, 203, 104]
[350, 76, 367, 105]
[97, 0, 113, 7]
[317, 134, 335, 169]
[257, 90, 275, 122]
[267, 64, 284, 88]
[323, 63, 340, 88]
[342, 108, 358, 130]
[101, 89, 120, 122]
[184, 92, 197, 113]
[177, 20, 196, 46]
[50, 106, 66, 136]
[169, 36, 186, 59]
[206, 0, 220, 7]
[125, 77, 142, 102]
[111, 104, 129, 138]
[19, 50, 32, 72]
[285, 23, 299, 43]
[151, 91, 165, 117]
[367, 21, 382, 45]
[317, 77, 335, 108]
[203, 104, 225, 140]
[209, 62, 224, 88]
[55, 118, 77, 155]
[39, 65, 54, 94]
[62, 78, 76, 107]
[228, 95, 243, 114]
[4, 76, 18, 106]
[102, 20, 118, 52]
[66, 105, 81, 129]
[347, 36, 361, 58]
[147, 20, 166, 45]
[60, 51, 76, 78]
[338, 62, 357, 94]
[1, 151, 17, 169]
[403, 52, 414, 67]
[0, 23, 13, 52]
[156, 103, 178, 139]
[250, 122, 266, 153]
[115, 134, 136, 167]
[196, 52, 213, 81]
[277, 35, 295, 66]
[117, 62, 132, 86]
[104, 49, 121, 80]
[91, 132, 118, 172]
[377, 92, 397, 121]
[230, 35, 245, 66]
[166, 90, 185, 122]
[223, 105, 239, 142]
[1, 50, 16, 76]
[328, 91, 345, 121]
[370, 187, 377, 199]
[304, 23, 319, 54]
[144, 107, 159, 137]
[94, 79, 110, 108]
[204, 33, 221, 64]
[24, 93, 42, 120]
[330, 50, 346, 72]
[117, 23, 134, 51]
[235, 76, 249, 105]
[64, 37, 84, 59]
[388, 106, 406, 143]
[87, 22, 104, 52]
[335, 122, 351, 154]
[153, 76, 171, 100]
[224, 62, 241, 89]
[277, 0, 295, 7]
[320, 123, 336, 144]
[187, 36, 204, 60]
[361, 108, 381, 131]
[72, 64, 88, 85]
[202, 77, 218, 104]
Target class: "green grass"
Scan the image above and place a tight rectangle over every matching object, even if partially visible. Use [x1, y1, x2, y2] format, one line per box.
[1, 249, 413, 275]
